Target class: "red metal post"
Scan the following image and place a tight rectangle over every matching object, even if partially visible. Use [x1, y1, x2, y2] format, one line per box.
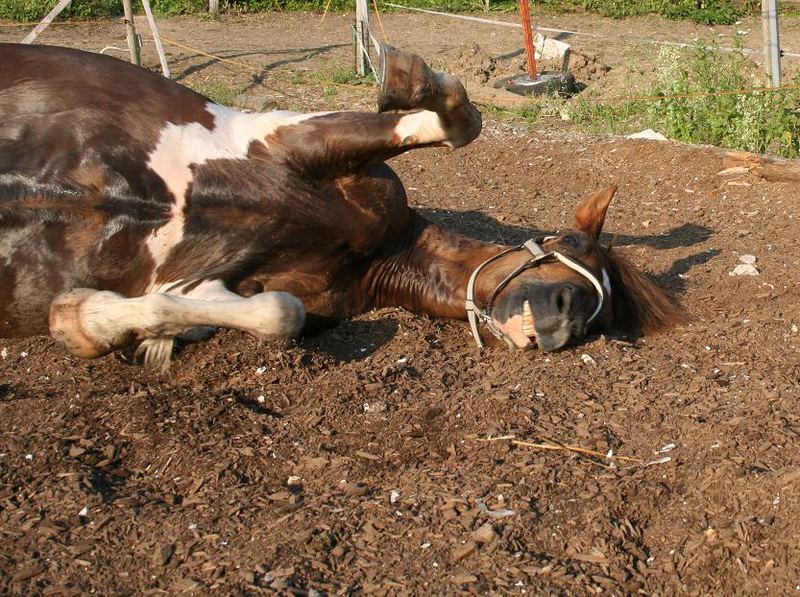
[518, 0, 538, 79]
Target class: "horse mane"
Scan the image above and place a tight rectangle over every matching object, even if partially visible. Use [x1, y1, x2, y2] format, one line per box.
[605, 247, 690, 335]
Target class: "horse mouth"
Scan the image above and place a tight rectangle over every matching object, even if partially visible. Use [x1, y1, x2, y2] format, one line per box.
[491, 300, 537, 350]
[492, 299, 571, 352]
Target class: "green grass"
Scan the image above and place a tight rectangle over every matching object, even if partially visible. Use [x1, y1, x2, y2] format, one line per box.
[187, 81, 243, 106]
[567, 43, 800, 157]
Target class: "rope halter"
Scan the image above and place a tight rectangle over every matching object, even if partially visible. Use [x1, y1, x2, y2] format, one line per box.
[465, 238, 608, 349]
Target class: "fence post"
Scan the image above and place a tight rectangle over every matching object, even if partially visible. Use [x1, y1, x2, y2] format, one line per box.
[209, 0, 219, 17]
[122, 0, 141, 66]
[355, 0, 369, 76]
[762, 0, 781, 86]
[141, 0, 171, 77]
[21, 0, 72, 44]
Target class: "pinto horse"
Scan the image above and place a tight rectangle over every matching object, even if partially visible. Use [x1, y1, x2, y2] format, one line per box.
[0, 43, 684, 367]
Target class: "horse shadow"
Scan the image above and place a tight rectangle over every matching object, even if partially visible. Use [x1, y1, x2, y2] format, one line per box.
[304, 318, 400, 363]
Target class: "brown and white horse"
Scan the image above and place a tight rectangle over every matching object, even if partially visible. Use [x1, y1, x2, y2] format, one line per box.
[0, 43, 685, 367]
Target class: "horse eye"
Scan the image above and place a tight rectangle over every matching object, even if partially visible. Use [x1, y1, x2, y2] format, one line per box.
[562, 235, 578, 248]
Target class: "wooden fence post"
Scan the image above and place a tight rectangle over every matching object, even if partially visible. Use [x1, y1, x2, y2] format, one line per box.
[122, 0, 141, 66]
[209, 0, 219, 17]
[21, 0, 72, 44]
[141, 0, 171, 77]
[355, 0, 369, 76]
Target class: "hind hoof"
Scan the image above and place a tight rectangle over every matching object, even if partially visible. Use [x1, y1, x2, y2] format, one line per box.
[50, 289, 127, 358]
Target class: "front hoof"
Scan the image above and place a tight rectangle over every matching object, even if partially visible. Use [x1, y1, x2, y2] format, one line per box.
[378, 43, 435, 113]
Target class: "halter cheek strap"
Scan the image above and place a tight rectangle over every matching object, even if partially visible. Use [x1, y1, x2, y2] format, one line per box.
[465, 239, 608, 349]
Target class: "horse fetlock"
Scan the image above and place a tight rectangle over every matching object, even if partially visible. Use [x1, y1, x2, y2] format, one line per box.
[49, 289, 134, 358]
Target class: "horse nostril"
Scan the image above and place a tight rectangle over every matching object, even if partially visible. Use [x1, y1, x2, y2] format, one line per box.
[555, 284, 574, 314]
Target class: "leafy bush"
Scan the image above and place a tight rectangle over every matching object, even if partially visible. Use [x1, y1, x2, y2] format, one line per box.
[0, 0, 121, 20]
[571, 43, 800, 157]
[535, 0, 758, 25]
[0, 0, 759, 23]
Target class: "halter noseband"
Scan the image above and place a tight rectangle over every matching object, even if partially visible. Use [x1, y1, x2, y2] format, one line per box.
[465, 238, 607, 349]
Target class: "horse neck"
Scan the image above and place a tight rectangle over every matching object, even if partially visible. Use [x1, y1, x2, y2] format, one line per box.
[362, 213, 511, 319]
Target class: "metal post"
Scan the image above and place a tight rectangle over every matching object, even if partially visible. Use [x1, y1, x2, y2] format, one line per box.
[355, 0, 369, 76]
[122, 0, 141, 66]
[518, 0, 537, 79]
[762, 0, 781, 86]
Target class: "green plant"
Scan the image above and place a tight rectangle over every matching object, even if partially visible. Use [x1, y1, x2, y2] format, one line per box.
[569, 43, 800, 158]
[188, 81, 243, 106]
[0, 0, 760, 23]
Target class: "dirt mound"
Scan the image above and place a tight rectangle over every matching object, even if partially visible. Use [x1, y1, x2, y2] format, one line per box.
[455, 42, 497, 83]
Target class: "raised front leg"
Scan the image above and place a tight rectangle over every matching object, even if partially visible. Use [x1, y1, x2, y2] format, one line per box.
[49, 281, 305, 369]
[264, 44, 482, 175]
[378, 44, 482, 149]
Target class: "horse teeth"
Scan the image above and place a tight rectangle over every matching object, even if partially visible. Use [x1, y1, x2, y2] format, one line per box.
[522, 300, 535, 336]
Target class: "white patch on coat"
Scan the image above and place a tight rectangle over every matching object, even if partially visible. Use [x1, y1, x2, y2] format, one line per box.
[144, 103, 329, 283]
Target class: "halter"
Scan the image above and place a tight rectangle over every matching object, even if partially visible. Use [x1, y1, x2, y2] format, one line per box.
[465, 238, 608, 349]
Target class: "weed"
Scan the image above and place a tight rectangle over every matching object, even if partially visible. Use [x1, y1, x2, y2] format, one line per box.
[569, 43, 800, 157]
[0, 0, 761, 24]
[188, 81, 243, 106]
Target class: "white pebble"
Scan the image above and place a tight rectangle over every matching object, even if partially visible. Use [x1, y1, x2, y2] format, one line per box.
[729, 263, 759, 276]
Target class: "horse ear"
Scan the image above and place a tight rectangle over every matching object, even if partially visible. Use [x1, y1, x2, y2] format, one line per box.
[573, 185, 617, 239]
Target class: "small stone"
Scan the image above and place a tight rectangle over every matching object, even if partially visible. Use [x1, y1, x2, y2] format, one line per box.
[153, 542, 174, 566]
[452, 542, 477, 562]
[739, 254, 757, 264]
[729, 263, 759, 276]
[471, 523, 496, 544]
[341, 481, 369, 496]
[451, 573, 479, 584]
[580, 354, 596, 365]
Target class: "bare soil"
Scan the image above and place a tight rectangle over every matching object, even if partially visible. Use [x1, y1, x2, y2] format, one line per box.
[1, 11, 800, 595]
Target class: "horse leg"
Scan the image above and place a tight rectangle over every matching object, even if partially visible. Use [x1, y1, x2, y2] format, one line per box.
[265, 45, 481, 174]
[49, 280, 305, 369]
[377, 43, 482, 149]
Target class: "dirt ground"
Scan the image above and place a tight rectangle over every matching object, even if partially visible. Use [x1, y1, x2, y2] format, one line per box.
[2, 10, 800, 596]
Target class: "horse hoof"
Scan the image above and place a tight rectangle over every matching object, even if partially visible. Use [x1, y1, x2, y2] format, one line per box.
[377, 43, 436, 113]
[49, 289, 130, 358]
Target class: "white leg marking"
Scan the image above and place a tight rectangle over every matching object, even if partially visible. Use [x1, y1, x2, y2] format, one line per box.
[145, 104, 331, 273]
[393, 111, 452, 147]
[50, 283, 306, 367]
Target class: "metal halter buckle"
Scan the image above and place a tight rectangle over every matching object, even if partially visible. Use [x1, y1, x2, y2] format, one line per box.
[465, 239, 607, 349]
